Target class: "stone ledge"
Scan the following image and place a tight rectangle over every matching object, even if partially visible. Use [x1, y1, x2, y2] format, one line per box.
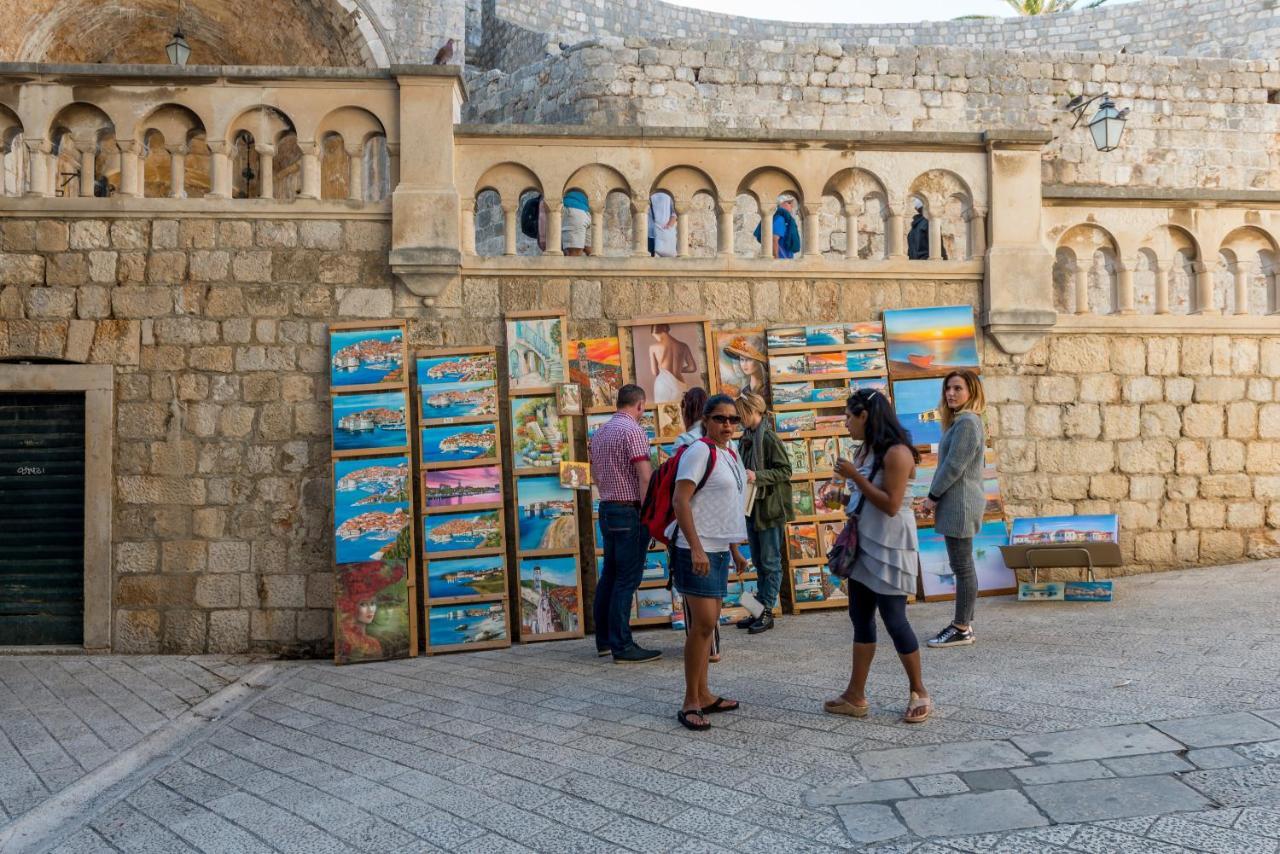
[461, 255, 985, 280]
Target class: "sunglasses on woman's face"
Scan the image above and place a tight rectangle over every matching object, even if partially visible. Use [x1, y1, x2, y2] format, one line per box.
[709, 414, 741, 425]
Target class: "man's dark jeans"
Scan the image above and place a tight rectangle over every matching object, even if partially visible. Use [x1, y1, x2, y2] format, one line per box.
[595, 502, 648, 654]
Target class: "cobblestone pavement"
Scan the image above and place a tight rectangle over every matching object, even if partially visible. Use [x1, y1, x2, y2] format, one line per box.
[3, 561, 1279, 853]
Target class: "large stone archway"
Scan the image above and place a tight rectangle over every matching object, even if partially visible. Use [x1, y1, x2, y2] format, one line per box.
[1, 0, 389, 67]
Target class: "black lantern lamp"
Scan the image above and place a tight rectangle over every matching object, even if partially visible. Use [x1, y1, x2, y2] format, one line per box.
[1065, 92, 1129, 152]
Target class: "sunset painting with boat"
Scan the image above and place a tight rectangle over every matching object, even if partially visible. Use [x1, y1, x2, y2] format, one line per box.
[882, 305, 979, 377]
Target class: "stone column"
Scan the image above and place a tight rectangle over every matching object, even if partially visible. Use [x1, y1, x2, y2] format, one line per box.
[1232, 261, 1253, 315]
[166, 144, 188, 198]
[299, 142, 321, 200]
[802, 202, 822, 260]
[386, 142, 400, 189]
[759, 203, 775, 259]
[1074, 265, 1091, 315]
[966, 206, 987, 259]
[717, 199, 735, 257]
[1154, 263, 1170, 315]
[74, 136, 96, 197]
[1116, 261, 1136, 314]
[843, 203, 859, 260]
[460, 197, 476, 255]
[206, 140, 232, 199]
[346, 144, 364, 201]
[1192, 260, 1219, 315]
[675, 202, 690, 258]
[255, 144, 275, 199]
[500, 201, 518, 256]
[117, 140, 142, 198]
[886, 206, 907, 260]
[630, 196, 649, 257]
[23, 139, 51, 198]
[544, 199, 563, 256]
[590, 197, 605, 256]
[927, 212, 942, 260]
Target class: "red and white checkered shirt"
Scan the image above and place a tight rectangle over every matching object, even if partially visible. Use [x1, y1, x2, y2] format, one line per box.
[589, 412, 649, 502]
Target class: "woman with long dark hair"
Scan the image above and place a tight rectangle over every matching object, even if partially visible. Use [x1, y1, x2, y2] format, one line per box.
[824, 389, 933, 723]
[923, 369, 988, 648]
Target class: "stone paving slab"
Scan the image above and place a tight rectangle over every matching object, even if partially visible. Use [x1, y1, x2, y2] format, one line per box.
[1012, 723, 1183, 764]
[1188, 747, 1256, 770]
[834, 803, 908, 844]
[858, 740, 1031, 781]
[1025, 774, 1211, 824]
[1101, 752, 1194, 777]
[803, 779, 916, 808]
[1152, 712, 1280, 749]
[895, 789, 1049, 836]
[1011, 759, 1114, 786]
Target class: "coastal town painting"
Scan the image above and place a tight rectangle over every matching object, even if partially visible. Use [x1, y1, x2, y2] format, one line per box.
[515, 475, 579, 552]
[329, 325, 407, 390]
[426, 555, 507, 600]
[510, 396, 571, 471]
[891, 376, 944, 447]
[331, 391, 409, 455]
[919, 519, 1017, 600]
[506, 315, 567, 392]
[419, 422, 499, 467]
[333, 456, 412, 566]
[570, 337, 623, 410]
[423, 466, 502, 508]
[846, 349, 887, 374]
[882, 304, 980, 378]
[427, 600, 509, 653]
[423, 509, 503, 556]
[1010, 514, 1119, 545]
[517, 555, 583, 639]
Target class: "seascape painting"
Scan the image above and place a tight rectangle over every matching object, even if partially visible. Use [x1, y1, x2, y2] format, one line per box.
[882, 304, 980, 377]
[570, 337, 622, 409]
[426, 555, 507, 599]
[420, 422, 498, 465]
[417, 352, 496, 387]
[767, 327, 805, 348]
[510, 396, 571, 470]
[723, 578, 759, 610]
[335, 560, 412, 664]
[772, 383, 809, 404]
[423, 466, 501, 508]
[846, 349, 887, 374]
[518, 555, 581, 636]
[643, 548, 670, 583]
[507, 317, 566, 390]
[428, 600, 508, 649]
[849, 377, 890, 396]
[891, 377, 944, 447]
[330, 327, 405, 389]
[717, 329, 770, 399]
[845, 321, 883, 344]
[423, 509, 502, 555]
[332, 391, 409, 453]
[806, 353, 846, 375]
[805, 325, 845, 347]
[419, 380, 497, 422]
[637, 588, 675, 620]
[919, 520, 1016, 599]
[769, 354, 807, 377]
[1010, 514, 1118, 545]
[586, 413, 611, 443]
[775, 410, 815, 434]
[333, 456, 411, 565]
[516, 475, 578, 551]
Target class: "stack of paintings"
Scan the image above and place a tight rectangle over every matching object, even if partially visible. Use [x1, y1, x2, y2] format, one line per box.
[417, 346, 511, 654]
[765, 322, 889, 613]
[329, 321, 418, 665]
[505, 312, 585, 642]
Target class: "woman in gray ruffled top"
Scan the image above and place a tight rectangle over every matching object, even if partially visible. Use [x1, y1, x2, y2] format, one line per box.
[824, 389, 933, 724]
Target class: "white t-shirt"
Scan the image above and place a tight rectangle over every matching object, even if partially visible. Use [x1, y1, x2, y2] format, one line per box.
[670, 440, 749, 553]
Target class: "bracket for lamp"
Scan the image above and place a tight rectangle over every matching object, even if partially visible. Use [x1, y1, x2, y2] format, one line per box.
[1064, 92, 1130, 128]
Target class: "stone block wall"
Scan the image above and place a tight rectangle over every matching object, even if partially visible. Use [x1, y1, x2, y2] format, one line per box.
[465, 40, 1280, 193]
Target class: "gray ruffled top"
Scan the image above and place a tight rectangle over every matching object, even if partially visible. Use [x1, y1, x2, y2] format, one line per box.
[850, 465, 919, 598]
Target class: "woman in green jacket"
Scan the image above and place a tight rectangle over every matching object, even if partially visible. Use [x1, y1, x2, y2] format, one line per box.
[734, 391, 793, 633]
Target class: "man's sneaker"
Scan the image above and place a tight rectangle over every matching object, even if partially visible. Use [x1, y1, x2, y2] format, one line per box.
[926, 624, 974, 648]
[613, 645, 663, 664]
[596, 648, 611, 657]
[735, 613, 755, 629]
[747, 612, 775, 634]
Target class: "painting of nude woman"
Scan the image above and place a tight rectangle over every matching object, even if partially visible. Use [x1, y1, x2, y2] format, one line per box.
[629, 322, 709, 405]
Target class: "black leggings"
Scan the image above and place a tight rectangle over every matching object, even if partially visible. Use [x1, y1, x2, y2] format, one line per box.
[847, 578, 919, 655]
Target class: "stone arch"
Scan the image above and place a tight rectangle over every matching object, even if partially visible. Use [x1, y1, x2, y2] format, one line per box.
[1055, 223, 1120, 315]
[736, 165, 803, 208]
[564, 163, 631, 207]
[315, 108, 385, 201]
[652, 164, 717, 206]
[0, 104, 24, 196]
[137, 104, 206, 198]
[1132, 247, 1160, 315]
[907, 169, 973, 260]
[475, 161, 542, 203]
[48, 102, 114, 197]
[5, 0, 387, 68]
[1141, 224, 1201, 315]
[1218, 226, 1280, 315]
[824, 167, 889, 259]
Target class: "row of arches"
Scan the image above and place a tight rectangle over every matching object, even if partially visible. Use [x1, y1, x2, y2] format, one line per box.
[1054, 223, 1279, 316]
[465, 161, 985, 261]
[0, 100, 393, 202]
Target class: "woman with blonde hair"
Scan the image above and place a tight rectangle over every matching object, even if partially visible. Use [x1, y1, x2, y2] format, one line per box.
[734, 390, 791, 633]
[922, 369, 988, 649]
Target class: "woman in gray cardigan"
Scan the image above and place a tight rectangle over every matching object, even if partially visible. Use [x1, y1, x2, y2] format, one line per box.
[922, 370, 988, 648]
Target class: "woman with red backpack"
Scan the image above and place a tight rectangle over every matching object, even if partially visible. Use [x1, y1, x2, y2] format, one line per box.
[670, 394, 751, 731]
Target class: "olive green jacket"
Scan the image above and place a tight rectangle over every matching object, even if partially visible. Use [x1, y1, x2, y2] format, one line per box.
[739, 425, 794, 530]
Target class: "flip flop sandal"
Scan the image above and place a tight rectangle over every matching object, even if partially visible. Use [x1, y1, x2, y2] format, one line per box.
[701, 696, 739, 714]
[677, 708, 711, 731]
[823, 697, 870, 717]
[903, 692, 933, 724]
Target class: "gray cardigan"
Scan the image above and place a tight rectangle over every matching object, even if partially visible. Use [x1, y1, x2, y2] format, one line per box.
[927, 411, 986, 538]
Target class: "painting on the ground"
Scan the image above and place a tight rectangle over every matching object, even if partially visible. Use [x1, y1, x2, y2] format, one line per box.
[423, 466, 501, 508]
[420, 422, 499, 465]
[643, 548, 670, 583]
[507, 317, 566, 391]
[570, 337, 623, 409]
[1064, 580, 1114, 602]
[846, 349, 887, 374]
[1010, 514, 1118, 545]
[518, 555, 581, 636]
[516, 475, 578, 551]
[426, 554, 506, 599]
[630, 321, 709, 404]
[419, 379, 497, 422]
[891, 377, 944, 447]
[330, 327, 405, 389]
[782, 439, 809, 473]
[510, 395, 570, 470]
[805, 325, 845, 347]
[882, 304, 979, 377]
[417, 352, 496, 387]
[423, 509, 502, 555]
[333, 456, 411, 565]
[767, 327, 805, 348]
[335, 559, 411, 664]
[1019, 581, 1065, 601]
[717, 329, 769, 399]
[787, 522, 819, 561]
[427, 600, 507, 649]
[775, 410, 814, 434]
[332, 391, 408, 452]
[636, 587, 674, 620]
[919, 519, 1015, 599]
[806, 352, 846, 375]
[845, 321, 883, 344]
[791, 481, 815, 516]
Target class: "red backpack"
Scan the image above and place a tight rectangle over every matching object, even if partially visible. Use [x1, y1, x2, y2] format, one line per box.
[640, 438, 717, 545]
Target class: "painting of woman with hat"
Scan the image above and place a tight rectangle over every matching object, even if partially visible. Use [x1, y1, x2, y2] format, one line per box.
[717, 331, 769, 400]
[336, 560, 411, 663]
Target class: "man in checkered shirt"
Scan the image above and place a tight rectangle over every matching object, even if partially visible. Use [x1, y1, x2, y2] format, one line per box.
[589, 384, 661, 663]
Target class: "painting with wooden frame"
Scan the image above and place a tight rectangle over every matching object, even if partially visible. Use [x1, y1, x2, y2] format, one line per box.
[328, 321, 418, 665]
[415, 346, 511, 655]
[622, 315, 716, 406]
[505, 312, 570, 394]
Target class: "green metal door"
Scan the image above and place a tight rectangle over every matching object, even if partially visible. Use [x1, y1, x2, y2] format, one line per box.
[0, 392, 85, 645]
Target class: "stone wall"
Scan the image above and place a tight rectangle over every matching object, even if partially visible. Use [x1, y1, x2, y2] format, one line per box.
[465, 40, 1280, 192]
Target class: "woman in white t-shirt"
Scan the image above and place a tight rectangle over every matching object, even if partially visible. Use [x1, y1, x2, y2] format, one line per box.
[671, 394, 751, 731]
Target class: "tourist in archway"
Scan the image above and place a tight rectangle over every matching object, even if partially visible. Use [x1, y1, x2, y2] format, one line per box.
[825, 390, 932, 723]
[734, 391, 791, 634]
[923, 370, 988, 649]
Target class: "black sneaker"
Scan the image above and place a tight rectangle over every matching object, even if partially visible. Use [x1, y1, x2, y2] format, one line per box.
[926, 624, 974, 648]
[747, 612, 775, 634]
[735, 613, 755, 629]
[613, 645, 663, 664]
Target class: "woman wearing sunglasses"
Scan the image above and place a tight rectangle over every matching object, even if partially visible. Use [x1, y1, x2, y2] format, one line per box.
[825, 389, 933, 724]
[670, 394, 751, 731]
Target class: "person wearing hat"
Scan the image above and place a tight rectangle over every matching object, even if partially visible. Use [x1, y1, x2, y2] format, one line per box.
[720, 336, 769, 399]
[336, 561, 406, 662]
[733, 390, 792, 633]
